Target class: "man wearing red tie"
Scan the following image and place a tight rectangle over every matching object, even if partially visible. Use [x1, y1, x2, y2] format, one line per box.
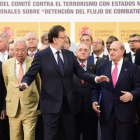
[92, 41, 140, 140]
[25, 32, 39, 58]
[73, 43, 98, 140]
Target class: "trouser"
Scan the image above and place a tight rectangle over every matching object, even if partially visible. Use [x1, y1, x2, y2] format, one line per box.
[9, 105, 38, 140]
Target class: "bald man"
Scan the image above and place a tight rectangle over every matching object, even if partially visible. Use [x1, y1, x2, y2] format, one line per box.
[92, 41, 140, 140]
[25, 32, 39, 58]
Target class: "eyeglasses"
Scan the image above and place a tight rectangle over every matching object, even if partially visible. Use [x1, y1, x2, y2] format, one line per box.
[106, 42, 113, 45]
[128, 40, 140, 43]
[58, 36, 67, 40]
[93, 42, 102, 45]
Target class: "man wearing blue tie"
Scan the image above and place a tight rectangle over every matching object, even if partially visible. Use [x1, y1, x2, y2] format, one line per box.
[16, 25, 109, 140]
[92, 41, 140, 140]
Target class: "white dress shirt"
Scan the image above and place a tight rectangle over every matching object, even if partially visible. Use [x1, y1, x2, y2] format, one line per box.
[50, 45, 64, 64]
[28, 49, 38, 58]
[111, 58, 123, 81]
[93, 53, 104, 64]
[0, 51, 8, 62]
[15, 59, 26, 80]
[130, 51, 135, 63]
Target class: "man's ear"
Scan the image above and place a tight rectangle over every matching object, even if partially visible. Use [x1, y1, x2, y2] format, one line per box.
[53, 37, 57, 44]
[75, 51, 77, 56]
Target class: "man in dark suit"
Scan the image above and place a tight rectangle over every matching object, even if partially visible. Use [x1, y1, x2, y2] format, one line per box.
[127, 34, 140, 63]
[0, 61, 6, 140]
[0, 33, 10, 140]
[25, 32, 44, 140]
[88, 38, 107, 64]
[0, 33, 9, 61]
[132, 66, 140, 140]
[135, 48, 140, 66]
[25, 32, 39, 58]
[92, 41, 140, 140]
[96, 36, 118, 71]
[16, 25, 109, 140]
[73, 43, 98, 140]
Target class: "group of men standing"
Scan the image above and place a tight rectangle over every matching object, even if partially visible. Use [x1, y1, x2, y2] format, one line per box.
[0, 25, 140, 140]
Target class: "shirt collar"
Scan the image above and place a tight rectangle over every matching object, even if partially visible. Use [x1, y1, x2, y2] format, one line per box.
[112, 58, 123, 65]
[94, 53, 104, 58]
[130, 51, 135, 56]
[50, 45, 62, 54]
[78, 60, 87, 67]
[0, 51, 8, 55]
[28, 49, 38, 55]
[16, 58, 26, 65]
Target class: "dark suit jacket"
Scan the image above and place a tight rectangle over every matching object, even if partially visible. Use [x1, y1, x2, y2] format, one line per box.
[135, 48, 140, 66]
[73, 62, 95, 115]
[96, 55, 109, 72]
[87, 53, 107, 64]
[22, 47, 96, 114]
[136, 66, 140, 122]
[0, 62, 6, 111]
[126, 52, 132, 62]
[91, 60, 140, 123]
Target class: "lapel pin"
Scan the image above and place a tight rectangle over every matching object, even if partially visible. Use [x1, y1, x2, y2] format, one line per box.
[105, 58, 106, 60]
[90, 67, 92, 69]
[125, 69, 127, 71]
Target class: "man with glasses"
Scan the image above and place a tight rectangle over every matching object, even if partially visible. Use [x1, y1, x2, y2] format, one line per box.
[129, 34, 140, 140]
[92, 41, 140, 140]
[16, 25, 109, 140]
[88, 38, 106, 64]
[127, 34, 140, 63]
[96, 36, 118, 70]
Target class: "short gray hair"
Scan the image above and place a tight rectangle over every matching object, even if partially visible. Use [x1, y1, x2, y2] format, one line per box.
[41, 33, 48, 43]
[25, 32, 38, 40]
[120, 43, 125, 50]
[0, 33, 9, 42]
[14, 37, 28, 49]
[77, 43, 90, 51]
[129, 34, 140, 39]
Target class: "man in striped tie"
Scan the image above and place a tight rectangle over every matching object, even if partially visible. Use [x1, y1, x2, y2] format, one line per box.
[91, 41, 140, 140]
[25, 32, 39, 58]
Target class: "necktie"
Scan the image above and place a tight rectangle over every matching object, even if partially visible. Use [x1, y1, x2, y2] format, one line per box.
[1, 53, 5, 62]
[112, 63, 118, 88]
[18, 62, 24, 84]
[96, 56, 100, 60]
[81, 63, 85, 84]
[56, 51, 64, 76]
[30, 52, 34, 58]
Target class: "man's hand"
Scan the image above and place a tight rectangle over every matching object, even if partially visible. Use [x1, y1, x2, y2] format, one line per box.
[96, 75, 110, 83]
[0, 110, 6, 120]
[15, 83, 28, 89]
[120, 91, 133, 102]
[92, 102, 101, 114]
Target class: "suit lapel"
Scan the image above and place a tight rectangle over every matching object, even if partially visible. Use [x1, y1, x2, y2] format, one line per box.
[10, 58, 19, 84]
[83, 62, 93, 86]
[115, 60, 128, 89]
[46, 47, 62, 76]
[62, 49, 68, 76]
[104, 61, 114, 88]
[25, 57, 31, 73]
